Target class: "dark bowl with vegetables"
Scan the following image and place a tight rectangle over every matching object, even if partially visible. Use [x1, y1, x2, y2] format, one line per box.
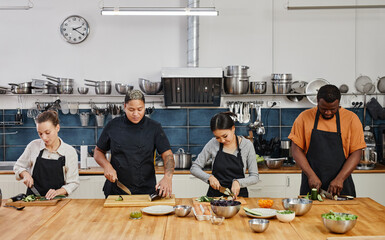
[211, 200, 241, 218]
[322, 211, 358, 233]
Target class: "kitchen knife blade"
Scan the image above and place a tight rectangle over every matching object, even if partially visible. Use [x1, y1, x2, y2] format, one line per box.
[30, 186, 41, 197]
[116, 180, 132, 195]
[320, 189, 333, 200]
[219, 186, 234, 197]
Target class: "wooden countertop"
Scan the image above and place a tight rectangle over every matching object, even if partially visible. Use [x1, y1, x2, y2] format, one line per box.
[0, 199, 71, 240]
[1, 164, 385, 175]
[1, 198, 384, 239]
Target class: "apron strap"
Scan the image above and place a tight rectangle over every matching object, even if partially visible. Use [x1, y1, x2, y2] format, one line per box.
[336, 110, 341, 134]
[313, 110, 321, 129]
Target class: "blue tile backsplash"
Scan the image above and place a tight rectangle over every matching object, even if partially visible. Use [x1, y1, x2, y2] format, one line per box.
[0, 107, 384, 162]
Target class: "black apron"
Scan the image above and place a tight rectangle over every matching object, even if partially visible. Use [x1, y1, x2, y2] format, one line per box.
[27, 149, 65, 196]
[207, 136, 248, 198]
[103, 116, 156, 198]
[300, 110, 356, 197]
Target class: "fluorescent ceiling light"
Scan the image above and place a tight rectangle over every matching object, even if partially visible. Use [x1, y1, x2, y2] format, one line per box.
[287, 4, 385, 10]
[101, 7, 218, 16]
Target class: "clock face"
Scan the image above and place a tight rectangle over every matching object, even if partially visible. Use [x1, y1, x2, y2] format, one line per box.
[60, 15, 90, 44]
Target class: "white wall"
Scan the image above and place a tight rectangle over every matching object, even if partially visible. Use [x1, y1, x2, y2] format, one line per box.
[0, 0, 384, 109]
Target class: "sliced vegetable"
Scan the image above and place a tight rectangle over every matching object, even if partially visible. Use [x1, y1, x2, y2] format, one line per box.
[115, 195, 123, 201]
[22, 195, 36, 202]
[243, 207, 262, 216]
[277, 210, 294, 214]
[258, 199, 274, 208]
[256, 155, 264, 163]
[317, 194, 324, 202]
[196, 196, 214, 202]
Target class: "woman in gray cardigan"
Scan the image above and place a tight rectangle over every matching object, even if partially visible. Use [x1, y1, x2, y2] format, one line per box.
[190, 112, 259, 198]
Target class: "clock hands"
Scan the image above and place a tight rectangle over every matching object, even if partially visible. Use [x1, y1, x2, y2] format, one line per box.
[72, 27, 85, 36]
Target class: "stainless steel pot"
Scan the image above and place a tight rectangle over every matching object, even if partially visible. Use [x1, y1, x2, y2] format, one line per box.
[42, 74, 74, 85]
[272, 80, 292, 94]
[57, 84, 74, 94]
[85, 79, 112, 95]
[225, 65, 249, 77]
[9, 82, 32, 94]
[174, 148, 194, 169]
[224, 76, 249, 94]
[250, 81, 266, 94]
[271, 73, 292, 81]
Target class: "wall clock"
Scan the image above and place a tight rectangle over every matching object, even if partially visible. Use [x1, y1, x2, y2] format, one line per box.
[60, 15, 90, 44]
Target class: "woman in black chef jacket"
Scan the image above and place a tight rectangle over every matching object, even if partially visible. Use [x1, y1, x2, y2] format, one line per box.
[190, 112, 259, 198]
[94, 90, 175, 198]
[13, 110, 79, 199]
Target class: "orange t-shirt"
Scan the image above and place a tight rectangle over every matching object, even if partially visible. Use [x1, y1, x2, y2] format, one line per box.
[288, 107, 366, 159]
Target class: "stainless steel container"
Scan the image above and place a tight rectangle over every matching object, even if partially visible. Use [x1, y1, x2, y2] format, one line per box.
[173, 148, 193, 169]
[272, 80, 292, 94]
[271, 73, 292, 80]
[249, 81, 266, 94]
[224, 76, 249, 94]
[225, 65, 249, 77]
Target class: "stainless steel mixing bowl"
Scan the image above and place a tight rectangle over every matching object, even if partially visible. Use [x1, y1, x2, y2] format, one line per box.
[138, 78, 162, 95]
[282, 198, 313, 216]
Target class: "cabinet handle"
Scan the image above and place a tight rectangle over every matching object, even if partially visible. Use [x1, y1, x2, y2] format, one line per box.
[249, 187, 262, 192]
[286, 176, 290, 187]
[79, 177, 91, 181]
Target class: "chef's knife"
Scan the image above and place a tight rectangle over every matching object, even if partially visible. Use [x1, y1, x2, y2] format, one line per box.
[320, 189, 333, 200]
[116, 180, 132, 195]
[30, 186, 41, 197]
[320, 189, 353, 201]
[219, 186, 234, 198]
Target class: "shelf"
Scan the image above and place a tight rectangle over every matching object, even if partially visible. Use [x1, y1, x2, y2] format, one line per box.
[222, 92, 384, 97]
[0, 94, 164, 97]
[0, 121, 23, 126]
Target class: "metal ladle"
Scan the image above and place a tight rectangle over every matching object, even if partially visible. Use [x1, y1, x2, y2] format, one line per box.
[4, 205, 25, 210]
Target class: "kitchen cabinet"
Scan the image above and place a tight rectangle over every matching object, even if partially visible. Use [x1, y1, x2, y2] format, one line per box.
[352, 173, 385, 206]
[156, 174, 208, 198]
[69, 175, 105, 199]
[248, 173, 301, 198]
[0, 175, 28, 198]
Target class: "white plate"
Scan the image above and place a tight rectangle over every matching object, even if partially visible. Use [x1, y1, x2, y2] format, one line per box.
[141, 205, 175, 216]
[245, 208, 277, 219]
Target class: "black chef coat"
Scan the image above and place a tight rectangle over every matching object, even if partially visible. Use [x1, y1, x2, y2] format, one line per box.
[97, 115, 171, 197]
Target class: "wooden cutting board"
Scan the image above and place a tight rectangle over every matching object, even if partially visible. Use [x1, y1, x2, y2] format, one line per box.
[6, 199, 62, 207]
[298, 196, 359, 205]
[103, 194, 176, 207]
[192, 197, 247, 205]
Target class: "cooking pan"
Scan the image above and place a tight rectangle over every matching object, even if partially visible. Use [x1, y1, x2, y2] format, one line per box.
[377, 76, 385, 93]
[42, 74, 74, 84]
[287, 81, 307, 102]
[8, 82, 32, 94]
[85, 79, 112, 95]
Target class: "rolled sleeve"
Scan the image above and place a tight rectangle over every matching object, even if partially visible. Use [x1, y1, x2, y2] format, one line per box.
[62, 147, 80, 195]
[190, 142, 213, 183]
[14, 141, 36, 180]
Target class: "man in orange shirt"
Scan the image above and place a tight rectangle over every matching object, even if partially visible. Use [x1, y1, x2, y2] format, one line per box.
[289, 85, 366, 197]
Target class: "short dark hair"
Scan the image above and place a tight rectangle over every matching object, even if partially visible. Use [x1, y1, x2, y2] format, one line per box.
[124, 90, 145, 104]
[210, 112, 237, 131]
[35, 110, 60, 126]
[317, 85, 341, 103]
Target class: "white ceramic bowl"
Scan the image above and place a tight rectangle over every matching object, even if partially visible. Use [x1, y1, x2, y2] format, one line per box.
[276, 210, 295, 223]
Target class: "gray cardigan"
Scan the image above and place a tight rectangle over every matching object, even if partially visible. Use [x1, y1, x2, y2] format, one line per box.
[190, 136, 259, 188]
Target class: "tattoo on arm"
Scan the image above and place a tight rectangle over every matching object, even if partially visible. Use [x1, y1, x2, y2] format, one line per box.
[164, 153, 175, 177]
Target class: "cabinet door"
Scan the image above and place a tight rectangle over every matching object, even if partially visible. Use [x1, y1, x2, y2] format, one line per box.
[156, 174, 208, 198]
[248, 174, 287, 198]
[285, 174, 301, 198]
[0, 175, 26, 199]
[70, 175, 106, 199]
[352, 173, 385, 206]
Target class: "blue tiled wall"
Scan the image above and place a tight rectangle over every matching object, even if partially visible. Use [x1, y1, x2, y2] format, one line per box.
[1, 107, 384, 162]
